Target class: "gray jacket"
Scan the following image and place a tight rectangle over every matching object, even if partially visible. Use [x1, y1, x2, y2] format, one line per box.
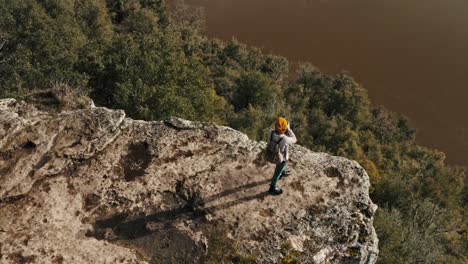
[268, 128, 297, 163]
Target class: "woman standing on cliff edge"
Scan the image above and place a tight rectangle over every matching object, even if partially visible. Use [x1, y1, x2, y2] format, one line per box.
[267, 117, 297, 195]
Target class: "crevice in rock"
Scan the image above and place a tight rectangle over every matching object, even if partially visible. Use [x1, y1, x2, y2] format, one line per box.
[84, 193, 101, 212]
[122, 142, 152, 182]
[324, 167, 341, 178]
[175, 178, 203, 210]
[0, 194, 26, 204]
[21, 140, 36, 150]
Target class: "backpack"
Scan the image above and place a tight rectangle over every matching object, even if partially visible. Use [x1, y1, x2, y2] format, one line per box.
[265, 131, 284, 164]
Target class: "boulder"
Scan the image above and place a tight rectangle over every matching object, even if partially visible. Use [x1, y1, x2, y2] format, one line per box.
[0, 99, 378, 263]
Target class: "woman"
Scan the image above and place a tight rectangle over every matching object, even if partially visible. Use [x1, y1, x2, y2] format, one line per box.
[268, 117, 297, 195]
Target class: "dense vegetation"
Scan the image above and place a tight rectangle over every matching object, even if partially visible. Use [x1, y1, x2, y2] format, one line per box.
[1, 0, 466, 263]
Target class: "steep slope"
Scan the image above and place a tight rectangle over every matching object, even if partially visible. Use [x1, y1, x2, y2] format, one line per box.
[0, 98, 378, 263]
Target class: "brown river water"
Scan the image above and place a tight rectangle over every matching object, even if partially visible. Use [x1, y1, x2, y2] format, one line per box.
[184, 0, 468, 168]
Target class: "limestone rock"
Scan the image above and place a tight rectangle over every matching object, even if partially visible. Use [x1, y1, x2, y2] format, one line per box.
[0, 98, 378, 263]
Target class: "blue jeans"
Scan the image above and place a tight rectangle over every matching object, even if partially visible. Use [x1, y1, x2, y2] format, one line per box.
[270, 161, 286, 188]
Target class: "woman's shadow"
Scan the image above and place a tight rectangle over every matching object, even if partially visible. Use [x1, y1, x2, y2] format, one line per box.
[93, 179, 271, 240]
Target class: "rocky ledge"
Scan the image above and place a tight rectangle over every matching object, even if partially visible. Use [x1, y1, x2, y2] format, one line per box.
[0, 98, 378, 263]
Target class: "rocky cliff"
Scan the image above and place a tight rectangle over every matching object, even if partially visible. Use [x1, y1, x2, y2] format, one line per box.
[0, 98, 378, 264]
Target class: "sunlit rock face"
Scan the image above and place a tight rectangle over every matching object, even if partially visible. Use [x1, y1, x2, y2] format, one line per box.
[0, 98, 378, 264]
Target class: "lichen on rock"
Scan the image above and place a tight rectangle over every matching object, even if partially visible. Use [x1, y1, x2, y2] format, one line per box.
[0, 98, 378, 263]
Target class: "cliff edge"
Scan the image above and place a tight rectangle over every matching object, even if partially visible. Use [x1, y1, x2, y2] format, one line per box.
[0, 98, 378, 263]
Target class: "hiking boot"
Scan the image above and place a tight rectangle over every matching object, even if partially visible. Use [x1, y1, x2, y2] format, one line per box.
[280, 170, 291, 179]
[268, 185, 283, 195]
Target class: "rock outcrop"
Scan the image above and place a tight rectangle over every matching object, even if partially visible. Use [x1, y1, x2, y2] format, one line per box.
[0, 98, 378, 263]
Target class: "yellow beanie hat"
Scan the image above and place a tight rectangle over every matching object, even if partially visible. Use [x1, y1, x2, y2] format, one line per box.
[275, 117, 288, 134]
